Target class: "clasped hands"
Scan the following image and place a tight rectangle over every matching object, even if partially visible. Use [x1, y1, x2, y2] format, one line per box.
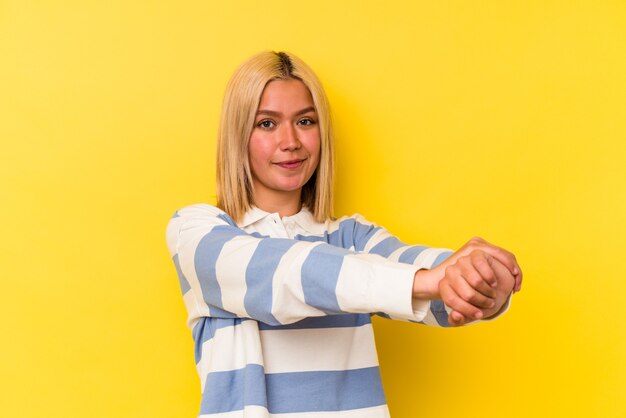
[412, 237, 522, 326]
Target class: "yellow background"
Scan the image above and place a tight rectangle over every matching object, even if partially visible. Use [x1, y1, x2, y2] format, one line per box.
[2, 1, 625, 417]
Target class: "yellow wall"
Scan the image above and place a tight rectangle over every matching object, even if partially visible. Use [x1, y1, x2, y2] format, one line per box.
[2, 1, 624, 417]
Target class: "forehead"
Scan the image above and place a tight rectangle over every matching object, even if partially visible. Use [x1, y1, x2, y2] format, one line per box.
[257, 79, 315, 112]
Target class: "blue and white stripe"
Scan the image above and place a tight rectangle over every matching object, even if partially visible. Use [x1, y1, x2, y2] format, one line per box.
[167, 204, 456, 417]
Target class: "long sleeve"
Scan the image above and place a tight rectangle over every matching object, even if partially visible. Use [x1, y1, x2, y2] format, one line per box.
[300, 213, 455, 326]
[337, 213, 455, 270]
[166, 204, 428, 327]
[342, 216, 512, 326]
[331, 214, 511, 327]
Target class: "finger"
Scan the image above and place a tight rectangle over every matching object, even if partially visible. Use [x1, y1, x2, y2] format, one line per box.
[440, 281, 485, 320]
[448, 310, 467, 327]
[481, 246, 518, 277]
[514, 268, 523, 293]
[448, 263, 496, 308]
[460, 255, 497, 298]
[466, 238, 520, 278]
[469, 250, 498, 289]
[491, 259, 515, 295]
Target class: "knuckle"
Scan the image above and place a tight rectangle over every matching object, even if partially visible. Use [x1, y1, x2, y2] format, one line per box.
[468, 273, 482, 287]
[450, 264, 462, 275]
[447, 295, 461, 307]
[444, 265, 455, 277]
[467, 292, 483, 305]
[479, 268, 494, 283]
[460, 288, 474, 302]
[470, 249, 483, 258]
[471, 252, 486, 265]
[474, 260, 489, 274]
[463, 270, 477, 283]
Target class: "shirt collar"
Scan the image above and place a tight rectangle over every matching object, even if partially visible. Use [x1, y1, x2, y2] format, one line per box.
[237, 206, 325, 234]
[237, 206, 272, 228]
[287, 206, 326, 234]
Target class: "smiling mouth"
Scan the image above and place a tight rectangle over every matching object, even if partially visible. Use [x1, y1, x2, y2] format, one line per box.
[274, 158, 306, 169]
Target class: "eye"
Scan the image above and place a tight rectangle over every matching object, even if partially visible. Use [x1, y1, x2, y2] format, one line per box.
[298, 118, 316, 126]
[257, 119, 275, 129]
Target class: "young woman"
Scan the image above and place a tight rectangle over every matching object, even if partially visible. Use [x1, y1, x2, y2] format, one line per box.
[166, 51, 522, 418]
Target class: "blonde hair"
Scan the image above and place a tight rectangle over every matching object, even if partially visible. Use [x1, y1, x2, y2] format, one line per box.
[216, 51, 334, 223]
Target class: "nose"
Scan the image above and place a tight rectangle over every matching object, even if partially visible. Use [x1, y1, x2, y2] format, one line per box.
[279, 124, 301, 151]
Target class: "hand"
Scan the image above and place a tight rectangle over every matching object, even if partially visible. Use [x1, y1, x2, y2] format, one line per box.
[446, 256, 516, 326]
[440, 237, 522, 293]
[438, 249, 499, 323]
[411, 237, 522, 326]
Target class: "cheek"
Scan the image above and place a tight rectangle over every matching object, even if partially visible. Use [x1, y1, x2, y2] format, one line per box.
[307, 135, 321, 165]
[248, 135, 271, 166]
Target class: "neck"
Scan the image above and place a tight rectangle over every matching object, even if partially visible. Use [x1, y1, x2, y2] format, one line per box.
[253, 189, 302, 218]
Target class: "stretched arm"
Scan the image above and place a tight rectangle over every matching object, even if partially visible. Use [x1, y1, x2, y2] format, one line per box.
[167, 204, 432, 327]
[342, 216, 521, 326]
[346, 217, 521, 292]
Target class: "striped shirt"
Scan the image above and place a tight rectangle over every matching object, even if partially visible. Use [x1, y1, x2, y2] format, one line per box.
[166, 204, 458, 418]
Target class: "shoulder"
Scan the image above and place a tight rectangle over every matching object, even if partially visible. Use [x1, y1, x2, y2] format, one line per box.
[165, 203, 238, 255]
[171, 203, 229, 219]
[169, 203, 237, 225]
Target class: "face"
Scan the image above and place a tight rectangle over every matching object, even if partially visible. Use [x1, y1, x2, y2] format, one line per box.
[248, 78, 321, 210]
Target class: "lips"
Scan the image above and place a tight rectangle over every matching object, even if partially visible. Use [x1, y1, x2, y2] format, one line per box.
[274, 158, 306, 169]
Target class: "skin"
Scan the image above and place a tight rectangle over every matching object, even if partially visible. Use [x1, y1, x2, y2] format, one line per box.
[413, 238, 521, 326]
[248, 78, 522, 326]
[249, 78, 320, 218]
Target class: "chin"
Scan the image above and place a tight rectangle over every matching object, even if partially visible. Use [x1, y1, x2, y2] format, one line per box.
[278, 183, 306, 192]
[276, 178, 308, 192]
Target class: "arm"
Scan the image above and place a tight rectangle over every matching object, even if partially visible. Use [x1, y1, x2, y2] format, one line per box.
[346, 216, 521, 291]
[343, 216, 521, 326]
[166, 204, 431, 327]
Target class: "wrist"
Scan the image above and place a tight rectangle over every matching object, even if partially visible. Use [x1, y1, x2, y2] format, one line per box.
[412, 268, 440, 300]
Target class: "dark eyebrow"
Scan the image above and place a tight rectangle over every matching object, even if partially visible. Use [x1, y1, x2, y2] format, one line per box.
[256, 106, 317, 117]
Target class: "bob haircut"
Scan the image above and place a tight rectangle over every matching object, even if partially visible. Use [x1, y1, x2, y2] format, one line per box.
[216, 51, 334, 223]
